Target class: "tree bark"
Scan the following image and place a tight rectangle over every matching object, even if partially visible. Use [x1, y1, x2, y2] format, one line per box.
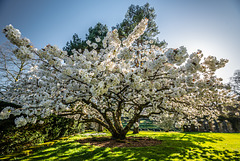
[97, 123, 103, 132]
[133, 126, 139, 134]
[111, 131, 127, 140]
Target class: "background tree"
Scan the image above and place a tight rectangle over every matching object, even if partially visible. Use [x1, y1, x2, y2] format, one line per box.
[63, 23, 108, 55]
[224, 70, 240, 132]
[85, 23, 109, 50]
[230, 70, 240, 98]
[63, 34, 86, 56]
[113, 3, 165, 46]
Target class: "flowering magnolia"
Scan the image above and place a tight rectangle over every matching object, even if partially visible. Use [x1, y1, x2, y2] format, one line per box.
[0, 19, 237, 139]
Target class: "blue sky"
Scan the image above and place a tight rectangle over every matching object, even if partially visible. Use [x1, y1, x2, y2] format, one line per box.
[0, 0, 240, 83]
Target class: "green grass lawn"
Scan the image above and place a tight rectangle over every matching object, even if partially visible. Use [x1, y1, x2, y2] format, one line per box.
[1, 131, 240, 161]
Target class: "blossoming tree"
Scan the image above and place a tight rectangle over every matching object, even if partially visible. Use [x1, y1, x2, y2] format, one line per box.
[230, 70, 240, 97]
[0, 19, 237, 139]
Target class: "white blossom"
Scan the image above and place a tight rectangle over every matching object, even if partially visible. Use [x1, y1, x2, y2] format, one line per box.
[39, 120, 44, 124]
[15, 116, 27, 127]
[95, 37, 101, 43]
[0, 106, 14, 120]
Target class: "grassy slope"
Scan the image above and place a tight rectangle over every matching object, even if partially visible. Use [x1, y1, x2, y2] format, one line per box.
[1, 131, 240, 161]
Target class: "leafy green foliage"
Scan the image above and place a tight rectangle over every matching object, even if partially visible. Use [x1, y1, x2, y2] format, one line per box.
[0, 113, 83, 155]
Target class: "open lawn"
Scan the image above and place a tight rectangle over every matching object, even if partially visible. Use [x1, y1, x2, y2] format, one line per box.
[1, 131, 240, 160]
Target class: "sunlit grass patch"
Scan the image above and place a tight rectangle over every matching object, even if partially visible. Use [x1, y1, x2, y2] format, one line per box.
[1, 131, 240, 160]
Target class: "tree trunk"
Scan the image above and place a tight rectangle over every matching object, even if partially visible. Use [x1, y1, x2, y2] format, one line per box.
[97, 123, 103, 132]
[111, 131, 127, 140]
[133, 126, 139, 134]
[133, 118, 139, 134]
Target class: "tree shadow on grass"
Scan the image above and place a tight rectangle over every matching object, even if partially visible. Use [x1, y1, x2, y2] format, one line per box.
[4, 133, 240, 161]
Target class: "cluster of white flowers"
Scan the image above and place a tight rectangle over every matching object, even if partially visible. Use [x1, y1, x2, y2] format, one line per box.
[3, 24, 30, 47]
[25, 116, 38, 124]
[118, 47, 134, 60]
[14, 116, 27, 127]
[14, 115, 39, 127]
[165, 46, 188, 66]
[102, 29, 121, 49]
[184, 51, 203, 73]
[203, 56, 228, 72]
[0, 106, 14, 120]
[0, 18, 237, 134]
[86, 40, 98, 49]
[13, 46, 34, 61]
[123, 18, 148, 47]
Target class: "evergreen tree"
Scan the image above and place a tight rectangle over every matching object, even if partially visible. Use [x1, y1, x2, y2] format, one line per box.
[63, 33, 86, 56]
[63, 23, 108, 55]
[85, 22, 108, 50]
[113, 3, 165, 47]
